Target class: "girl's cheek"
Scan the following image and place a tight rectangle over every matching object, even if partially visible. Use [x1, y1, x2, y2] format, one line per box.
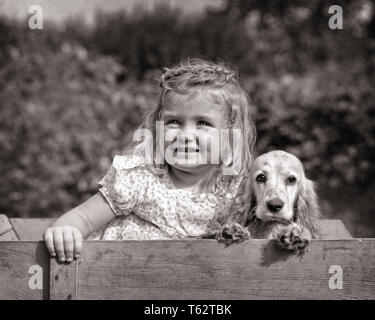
[164, 128, 179, 143]
[202, 130, 221, 148]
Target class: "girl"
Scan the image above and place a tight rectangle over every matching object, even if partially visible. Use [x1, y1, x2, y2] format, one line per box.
[44, 58, 256, 263]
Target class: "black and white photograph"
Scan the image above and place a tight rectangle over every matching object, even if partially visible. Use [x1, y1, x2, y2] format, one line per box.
[0, 0, 374, 304]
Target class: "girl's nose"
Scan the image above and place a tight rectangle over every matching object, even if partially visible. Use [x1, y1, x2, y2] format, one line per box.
[180, 125, 197, 142]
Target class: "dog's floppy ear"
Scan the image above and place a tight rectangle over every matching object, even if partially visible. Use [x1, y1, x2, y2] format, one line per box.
[294, 178, 321, 239]
[250, 183, 257, 211]
[243, 181, 257, 226]
[226, 176, 256, 226]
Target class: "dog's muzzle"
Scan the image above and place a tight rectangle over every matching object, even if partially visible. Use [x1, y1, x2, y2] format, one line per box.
[266, 197, 284, 213]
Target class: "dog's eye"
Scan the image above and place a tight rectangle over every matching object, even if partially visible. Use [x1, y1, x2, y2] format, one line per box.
[256, 174, 266, 183]
[286, 176, 297, 184]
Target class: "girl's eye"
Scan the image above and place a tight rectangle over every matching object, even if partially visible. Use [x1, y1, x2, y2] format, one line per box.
[286, 176, 297, 184]
[197, 120, 211, 126]
[166, 119, 180, 125]
[256, 174, 266, 183]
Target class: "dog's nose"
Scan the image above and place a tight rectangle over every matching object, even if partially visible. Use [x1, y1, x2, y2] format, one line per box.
[266, 198, 284, 212]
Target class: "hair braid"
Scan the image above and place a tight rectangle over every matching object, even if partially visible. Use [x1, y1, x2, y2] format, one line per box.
[160, 59, 238, 87]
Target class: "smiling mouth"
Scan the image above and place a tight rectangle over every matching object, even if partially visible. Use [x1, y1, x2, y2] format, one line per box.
[176, 147, 200, 153]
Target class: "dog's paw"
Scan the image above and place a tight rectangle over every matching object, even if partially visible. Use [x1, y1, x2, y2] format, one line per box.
[273, 223, 311, 252]
[216, 223, 250, 245]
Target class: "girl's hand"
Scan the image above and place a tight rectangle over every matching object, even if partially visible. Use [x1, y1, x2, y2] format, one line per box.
[43, 226, 83, 263]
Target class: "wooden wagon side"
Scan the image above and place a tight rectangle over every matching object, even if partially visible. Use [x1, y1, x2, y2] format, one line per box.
[1, 215, 374, 300]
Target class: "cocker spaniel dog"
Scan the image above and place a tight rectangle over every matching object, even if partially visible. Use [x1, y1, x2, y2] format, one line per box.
[208, 150, 321, 252]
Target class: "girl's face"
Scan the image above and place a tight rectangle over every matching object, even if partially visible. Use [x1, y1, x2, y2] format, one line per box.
[160, 90, 227, 174]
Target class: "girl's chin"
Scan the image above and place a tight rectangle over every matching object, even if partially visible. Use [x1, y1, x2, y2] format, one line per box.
[167, 160, 210, 171]
[171, 161, 205, 169]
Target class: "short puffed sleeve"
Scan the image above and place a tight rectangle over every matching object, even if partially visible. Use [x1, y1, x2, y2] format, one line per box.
[98, 155, 149, 216]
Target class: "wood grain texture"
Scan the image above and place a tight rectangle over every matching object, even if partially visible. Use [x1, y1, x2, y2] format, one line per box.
[0, 218, 352, 240]
[50, 257, 79, 300]
[48, 239, 375, 300]
[0, 241, 50, 299]
[318, 219, 352, 239]
[0, 229, 19, 241]
[0, 214, 13, 235]
[10, 218, 56, 240]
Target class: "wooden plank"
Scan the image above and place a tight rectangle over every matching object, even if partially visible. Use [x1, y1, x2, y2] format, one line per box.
[0, 214, 13, 235]
[0, 241, 50, 300]
[50, 258, 80, 300]
[5, 218, 351, 240]
[49, 239, 375, 300]
[0, 228, 20, 241]
[10, 218, 56, 241]
[318, 219, 352, 239]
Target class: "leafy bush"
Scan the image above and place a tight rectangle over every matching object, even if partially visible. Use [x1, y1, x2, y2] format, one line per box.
[0, 21, 159, 217]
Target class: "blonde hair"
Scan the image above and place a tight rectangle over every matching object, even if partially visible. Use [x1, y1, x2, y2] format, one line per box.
[126, 58, 256, 210]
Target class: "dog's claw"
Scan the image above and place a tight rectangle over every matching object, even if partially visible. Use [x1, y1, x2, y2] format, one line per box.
[274, 224, 311, 252]
[216, 223, 250, 245]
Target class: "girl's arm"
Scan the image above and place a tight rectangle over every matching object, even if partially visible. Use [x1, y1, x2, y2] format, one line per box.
[44, 192, 115, 262]
[53, 192, 115, 237]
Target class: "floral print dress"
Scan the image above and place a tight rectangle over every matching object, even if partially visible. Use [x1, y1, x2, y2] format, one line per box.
[88, 154, 241, 240]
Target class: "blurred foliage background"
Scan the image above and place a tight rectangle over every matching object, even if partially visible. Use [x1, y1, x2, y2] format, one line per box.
[0, 0, 374, 236]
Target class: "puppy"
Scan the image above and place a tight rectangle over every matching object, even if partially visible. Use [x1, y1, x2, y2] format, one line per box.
[213, 150, 321, 252]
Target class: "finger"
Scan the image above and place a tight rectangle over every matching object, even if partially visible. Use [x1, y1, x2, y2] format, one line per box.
[43, 229, 56, 257]
[53, 228, 65, 262]
[72, 230, 83, 259]
[63, 229, 74, 263]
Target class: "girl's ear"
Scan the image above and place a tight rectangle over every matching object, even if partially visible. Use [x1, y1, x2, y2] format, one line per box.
[294, 178, 321, 239]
